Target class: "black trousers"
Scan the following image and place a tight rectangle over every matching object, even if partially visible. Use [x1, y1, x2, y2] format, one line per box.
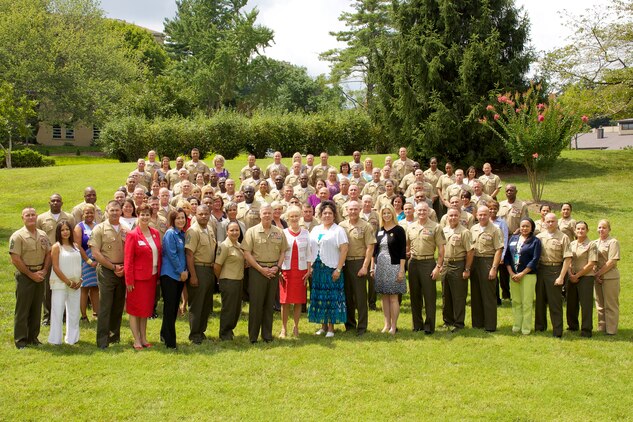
[160, 275, 184, 348]
[566, 276, 594, 337]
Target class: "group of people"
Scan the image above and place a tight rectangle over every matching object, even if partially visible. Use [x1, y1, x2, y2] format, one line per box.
[9, 147, 621, 349]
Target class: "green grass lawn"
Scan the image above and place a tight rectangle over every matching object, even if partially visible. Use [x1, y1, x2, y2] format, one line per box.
[0, 150, 632, 420]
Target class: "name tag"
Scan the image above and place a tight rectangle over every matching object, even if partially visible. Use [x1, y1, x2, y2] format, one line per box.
[377, 230, 384, 236]
[138, 240, 146, 246]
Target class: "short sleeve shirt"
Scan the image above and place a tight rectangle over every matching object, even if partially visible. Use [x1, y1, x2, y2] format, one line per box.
[536, 230, 572, 264]
[185, 222, 217, 264]
[478, 174, 501, 196]
[443, 224, 474, 260]
[570, 239, 598, 275]
[88, 220, 126, 263]
[339, 219, 376, 258]
[242, 223, 288, 263]
[470, 223, 503, 256]
[407, 220, 446, 257]
[9, 226, 50, 266]
[595, 236, 620, 280]
[215, 238, 244, 280]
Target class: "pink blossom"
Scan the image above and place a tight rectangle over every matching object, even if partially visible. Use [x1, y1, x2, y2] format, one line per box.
[486, 105, 495, 111]
[581, 115, 589, 123]
[538, 114, 545, 122]
[532, 153, 539, 159]
[493, 114, 500, 121]
[515, 108, 521, 113]
[478, 117, 488, 124]
[497, 95, 508, 103]
[507, 100, 515, 107]
[537, 103, 545, 111]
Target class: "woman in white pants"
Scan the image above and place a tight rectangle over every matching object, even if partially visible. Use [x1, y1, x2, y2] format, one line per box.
[49, 221, 82, 345]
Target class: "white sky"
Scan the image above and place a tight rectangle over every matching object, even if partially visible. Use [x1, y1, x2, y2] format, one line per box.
[99, 0, 612, 77]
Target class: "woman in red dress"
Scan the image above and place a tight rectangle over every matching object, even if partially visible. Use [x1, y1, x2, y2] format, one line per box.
[279, 206, 313, 338]
[124, 204, 162, 350]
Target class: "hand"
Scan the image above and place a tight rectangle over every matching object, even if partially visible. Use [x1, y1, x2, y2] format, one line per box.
[569, 273, 579, 284]
[332, 269, 341, 281]
[90, 261, 98, 268]
[554, 276, 564, 286]
[488, 268, 497, 280]
[302, 269, 312, 283]
[397, 269, 405, 282]
[430, 267, 440, 281]
[462, 270, 470, 280]
[31, 270, 46, 283]
[511, 272, 524, 283]
[189, 275, 199, 287]
[114, 265, 125, 277]
[357, 266, 367, 277]
[596, 276, 604, 285]
[180, 271, 189, 282]
[127, 284, 134, 292]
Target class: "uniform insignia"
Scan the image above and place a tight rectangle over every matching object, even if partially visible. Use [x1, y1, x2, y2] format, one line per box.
[185, 233, 191, 244]
[9, 239, 15, 250]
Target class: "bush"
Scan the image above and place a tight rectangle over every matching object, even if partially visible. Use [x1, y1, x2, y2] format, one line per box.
[0, 148, 55, 168]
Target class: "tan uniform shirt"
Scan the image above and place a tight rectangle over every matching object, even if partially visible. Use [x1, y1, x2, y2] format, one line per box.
[407, 220, 446, 258]
[293, 185, 315, 204]
[439, 210, 474, 229]
[130, 170, 152, 189]
[185, 222, 217, 264]
[361, 181, 385, 203]
[470, 223, 503, 256]
[436, 174, 456, 200]
[36, 211, 75, 245]
[471, 193, 493, 209]
[285, 173, 301, 187]
[405, 181, 434, 199]
[595, 236, 620, 280]
[241, 177, 262, 190]
[184, 160, 210, 181]
[215, 238, 244, 280]
[424, 169, 444, 193]
[392, 158, 415, 182]
[445, 183, 473, 202]
[534, 220, 547, 236]
[498, 200, 529, 234]
[558, 217, 577, 242]
[9, 226, 50, 267]
[398, 172, 416, 194]
[236, 201, 261, 230]
[536, 230, 572, 264]
[149, 215, 168, 239]
[361, 211, 380, 234]
[89, 220, 126, 264]
[299, 218, 318, 232]
[242, 223, 288, 263]
[72, 202, 103, 225]
[332, 193, 348, 211]
[443, 224, 474, 260]
[255, 191, 274, 204]
[240, 165, 255, 181]
[479, 174, 501, 196]
[349, 177, 367, 190]
[158, 205, 176, 221]
[165, 169, 181, 188]
[309, 165, 335, 187]
[375, 193, 395, 211]
[339, 219, 376, 258]
[265, 163, 289, 179]
[570, 239, 598, 275]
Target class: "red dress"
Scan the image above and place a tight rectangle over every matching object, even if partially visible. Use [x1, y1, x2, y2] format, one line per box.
[280, 230, 308, 304]
[124, 226, 161, 317]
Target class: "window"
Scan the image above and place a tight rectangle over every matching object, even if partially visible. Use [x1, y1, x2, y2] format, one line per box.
[65, 126, 74, 139]
[52, 125, 62, 139]
[93, 126, 100, 140]
[621, 123, 633, 130]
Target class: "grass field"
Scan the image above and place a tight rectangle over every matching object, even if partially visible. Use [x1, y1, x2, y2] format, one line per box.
[0, 150, 631, 420]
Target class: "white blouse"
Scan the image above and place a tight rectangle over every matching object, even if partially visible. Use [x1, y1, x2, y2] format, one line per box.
[281, 228, 314, 271]
[309, 224, 348, 268]
[50, 245, 82, 290]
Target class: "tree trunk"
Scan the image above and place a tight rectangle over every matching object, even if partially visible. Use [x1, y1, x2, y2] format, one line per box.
[525, 166, 546, 202]
[1, 134, 12, 169]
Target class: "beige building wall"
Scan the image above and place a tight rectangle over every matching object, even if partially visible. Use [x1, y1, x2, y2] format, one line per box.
[36, 123, 97, 146]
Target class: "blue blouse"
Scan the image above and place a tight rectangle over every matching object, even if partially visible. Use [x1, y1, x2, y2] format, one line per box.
[504, 234, 541, 274]
[161, 227, 187, 281]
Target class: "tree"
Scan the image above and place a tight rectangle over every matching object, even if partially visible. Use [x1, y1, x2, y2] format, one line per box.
[541, 0, 633, 120]
[164, 0, 274, 112]
[0, 82, 37, 169]
[376, 0, 533, 164]
[480, 85, 588, 201]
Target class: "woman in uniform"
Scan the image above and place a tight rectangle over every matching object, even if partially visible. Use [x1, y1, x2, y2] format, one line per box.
[567, 221, 597, 337]
[593, 219, 621, 335]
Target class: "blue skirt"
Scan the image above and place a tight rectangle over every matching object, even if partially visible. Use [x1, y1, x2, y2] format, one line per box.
[81, 248, 98, 288]
[308, 258, 347, 324]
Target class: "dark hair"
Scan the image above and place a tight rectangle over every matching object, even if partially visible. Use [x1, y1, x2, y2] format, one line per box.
[466, 165, 477, 178]
[149, 196, 159, 202]
[168, 208, 187, 228]
[561, 202, 573, 211]
[520, 217, 536, 237]
[187, 196, 200, 205]
[539, 203, 551, 212]
[392, 193, 406, 209]
[136, 203, 151, 215]
[107, 199, 122, 210]
[339, 161, 350, 174]
[461, 191, 472, 200]
[317, 200, 338, 220]
[55, 221, 75, 246]
[575, 220, 589, 230]
[123, 198, 137, 217]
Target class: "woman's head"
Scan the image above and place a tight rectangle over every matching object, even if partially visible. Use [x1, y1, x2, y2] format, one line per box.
[122, 198, 136, 218]
[379, 204, 397, 227]
[519, 217, 535, 237]
[318, 200, 338, 223]
[55, 220, 74, 245]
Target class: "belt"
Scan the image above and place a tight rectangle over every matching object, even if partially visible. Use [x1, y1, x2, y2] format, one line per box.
[411, 255, 435, 261]
[257, 261, 278, 267]
[475, 254, 494, 258]
[540, 262, 562, 266]
[195, 262, 214, 267]
[346, 256, 365, 261]
[445, 258, 465, 263]
[27, 264, 44, 271]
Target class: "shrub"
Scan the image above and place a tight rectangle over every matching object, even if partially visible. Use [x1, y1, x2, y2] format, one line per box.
[0, 148, 55, 168]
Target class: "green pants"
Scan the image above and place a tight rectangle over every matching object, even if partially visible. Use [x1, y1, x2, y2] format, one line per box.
[471, 256, 497, 331]
[14, 272, 44, 348]
[248, 267, 279, 343]
[510, 273, 536, 334]
[443, 260, 467, 328]
[219, 278, 243, 340]
[535, 264, 563, 337]
[566, 275, 594, 337]
[409, 259, 437, 332]
[187, 265, 215, 343]
[96, 265, 126, 348]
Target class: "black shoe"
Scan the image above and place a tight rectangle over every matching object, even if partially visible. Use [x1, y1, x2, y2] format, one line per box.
[191, 339, 202, 345]
[150, 313, 159, 319]
[356, 330, 366, 336]
[30, 339, 42, 346]
[80, 316, 89, 322]
[250, 340, 257, 344]
[485, 329, 496, 333]
[424, 330, 432, 335]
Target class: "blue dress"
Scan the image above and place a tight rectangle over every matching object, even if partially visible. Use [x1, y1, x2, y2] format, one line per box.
[78, 222, 98, 288]
[308, 232, 347, 324]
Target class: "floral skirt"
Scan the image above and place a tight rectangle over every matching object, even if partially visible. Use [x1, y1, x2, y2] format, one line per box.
[308, 258, 346, 324]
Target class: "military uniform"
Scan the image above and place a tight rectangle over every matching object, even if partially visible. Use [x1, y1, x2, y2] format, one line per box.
[558, 217, 577, 242]
[425, 168, 444, 217]
[293, 185, 315, 204]
[285, 173, 301, 187]
[158, 204, 176, 222]
[185, 159, 210, 182]
[435, 173, 455, 216]
[236, 201, 262, 230]
[215, 238, 245, 340]
[478, 173, 502, 197]
[535, 230, 572, 337]
[339, 219, 376, 334]
[185, 222, 217, 343]
[349, 176, 367, 190]
[375, 193, 396, 212]
[498, 200, 529, 234]
[89, 220, 126, 348]
[398, 172, 416, 195]
[470, 222, 503, 331]
[567, 239, 597, 337]
[9, 225, 50, 348]
[361, 181, 385, 204]
[149, 215, 168, 239]
[71, 202, 103, 225]
[165, 168, 182, 189]
[444, 183, 473, 202]
[392, 158, 415, 182]
[309, 165, 335, 187]
[299, 218, 318, 232]
[439, 210, 474, 229]
[594, 236, 620, 334]
[442, 224, 473, 329]
[241, 177, 262, 190]
[471, 193, 493, 210]
[407, 220, 446, 333]
[242, 223, 288, 342]
[240, 165, 255, 181]
[265, 162, 289, 179]
[130, 170, 152, 189]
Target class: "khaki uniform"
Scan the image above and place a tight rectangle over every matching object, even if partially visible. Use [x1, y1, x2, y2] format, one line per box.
[184, 160, 210, 182]
[165, 169, 182, 189]
[185, 222, 217, 343]
[241, 177, 262, 190]
[594, 237, 620, 334]
[130, 170, 152, 189]
[392, 158, 415, 182]
[444, 183, 473, 202]
[339, 219, 376, 333]
[293, 185, 315, 204]
[398, 172, 416, 194]
[407, 220, 446, 332]
[9, 226, 50, 348]
[405, 181, 434, 200]
[361, 181, 385, 203]
[470, 223, 503, 331]
[478, 174, 502, 197]
[158, 204, 176, 222]
[471, 193, 493, 209]
[439, 210, 474, 229]
[89, 220, 126, 348]
[255, 191, 274, 204]
[149, 215, 168, 239]
[71, 202, 103, 225]
[285, 173, 301, 187]
[375, 193, 395, 212]
[436, 174, 456, 202]
[558, 217, 577, 242]
[534, 219, 547, 236]
[498, 200, 529, 234]
[442, 224, 473, 328]
[349, 176, 367, 190]
[361, 210, 380, 234]
[423, 169, 443, 192]
[240, 165, 255, 181]
[299, 218, 318, 232]
[568, 239, 598, 336]
[265, 162, 289, 179]
[332, 193, 348, 212]
[146, 160, 160, 176]
[236, 201, 262, 230]
[215, 238, 245, 340]
[242, 223, 288, 342]
[535, 230, 571, 337]
[309, 165, 335, 187]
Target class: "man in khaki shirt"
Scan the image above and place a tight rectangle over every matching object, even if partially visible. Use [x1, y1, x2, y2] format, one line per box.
[240, 154, 257, 182]
[349, 163, 367, 190]
[435, 162, 455, 218]
[265, 151, 289, 179]
[293, 173, 315, 204]
[439, 196, 475, 229]
[498, 184, 529, 235]
[129, 158, 152, 189]
[10, 207, 51, 348]
[237, 186, 262, 229]
[392, 147, 415, 183]
[535, 213, 572, 338]
[158, 188, 175, 221]
[185, 148, 211, 183]
[90, 200, 128, 349]
[299, 203, 318, 232]
[469, 206, 504, 332]
[471, 180, 493, 211]
[441, 208, 474, 331]
[444, 169, 473, 208]
[479, 163, 502, 199]
[185, 205, 217, 344]
[332, 178, 350, 211]
[165, 156, 185, 188]
[361, 167, 385, 204]
[242, 204, 288, 343]
[406, 202, 446, 333]
[36, 193, 74, 325]
[340, 201, 376, 335]
[285, 161, 302, 187]
[242, 166, 263, 190]
[398, 161, 420, 194]
[72, 187, 103, 224]
[309, 152, 335, 187]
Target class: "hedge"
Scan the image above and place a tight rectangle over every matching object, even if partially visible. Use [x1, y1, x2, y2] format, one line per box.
[0, 148, 56, 168]
[98, 110, 390, 162]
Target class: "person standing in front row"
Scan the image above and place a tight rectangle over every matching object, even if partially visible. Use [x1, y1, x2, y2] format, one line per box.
[535, 213, 572, 338]
[160, 209, 188, 349]
[470, 206, 504, 332]
[504, 218, 541, 335]
[567, 221, 597, 337]
[9, 207, 51, 349]
[90, 200, 128, 349]
[48, 221, 82, 345]
[185, 204, 217, 344]
[243, 204, 288, 343]
[593, 219, 620, 335]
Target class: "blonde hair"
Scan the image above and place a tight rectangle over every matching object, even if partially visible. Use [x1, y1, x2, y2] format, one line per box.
[379, 204, 397, 227]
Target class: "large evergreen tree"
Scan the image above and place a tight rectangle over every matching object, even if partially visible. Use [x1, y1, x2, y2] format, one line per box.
[379, 0, 533, 163]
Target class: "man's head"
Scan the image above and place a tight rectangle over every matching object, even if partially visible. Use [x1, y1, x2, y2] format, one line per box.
[84, 187, 97, 204]
[49, 194, 63, 214]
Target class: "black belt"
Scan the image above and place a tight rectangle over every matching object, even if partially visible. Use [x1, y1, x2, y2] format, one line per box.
[475, 255, 494, 258]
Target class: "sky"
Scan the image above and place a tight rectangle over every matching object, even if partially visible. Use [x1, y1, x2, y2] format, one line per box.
[98, 0, 612, 77]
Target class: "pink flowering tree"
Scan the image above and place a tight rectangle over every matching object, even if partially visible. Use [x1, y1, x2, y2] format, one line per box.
[480, 84, 588, 202]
